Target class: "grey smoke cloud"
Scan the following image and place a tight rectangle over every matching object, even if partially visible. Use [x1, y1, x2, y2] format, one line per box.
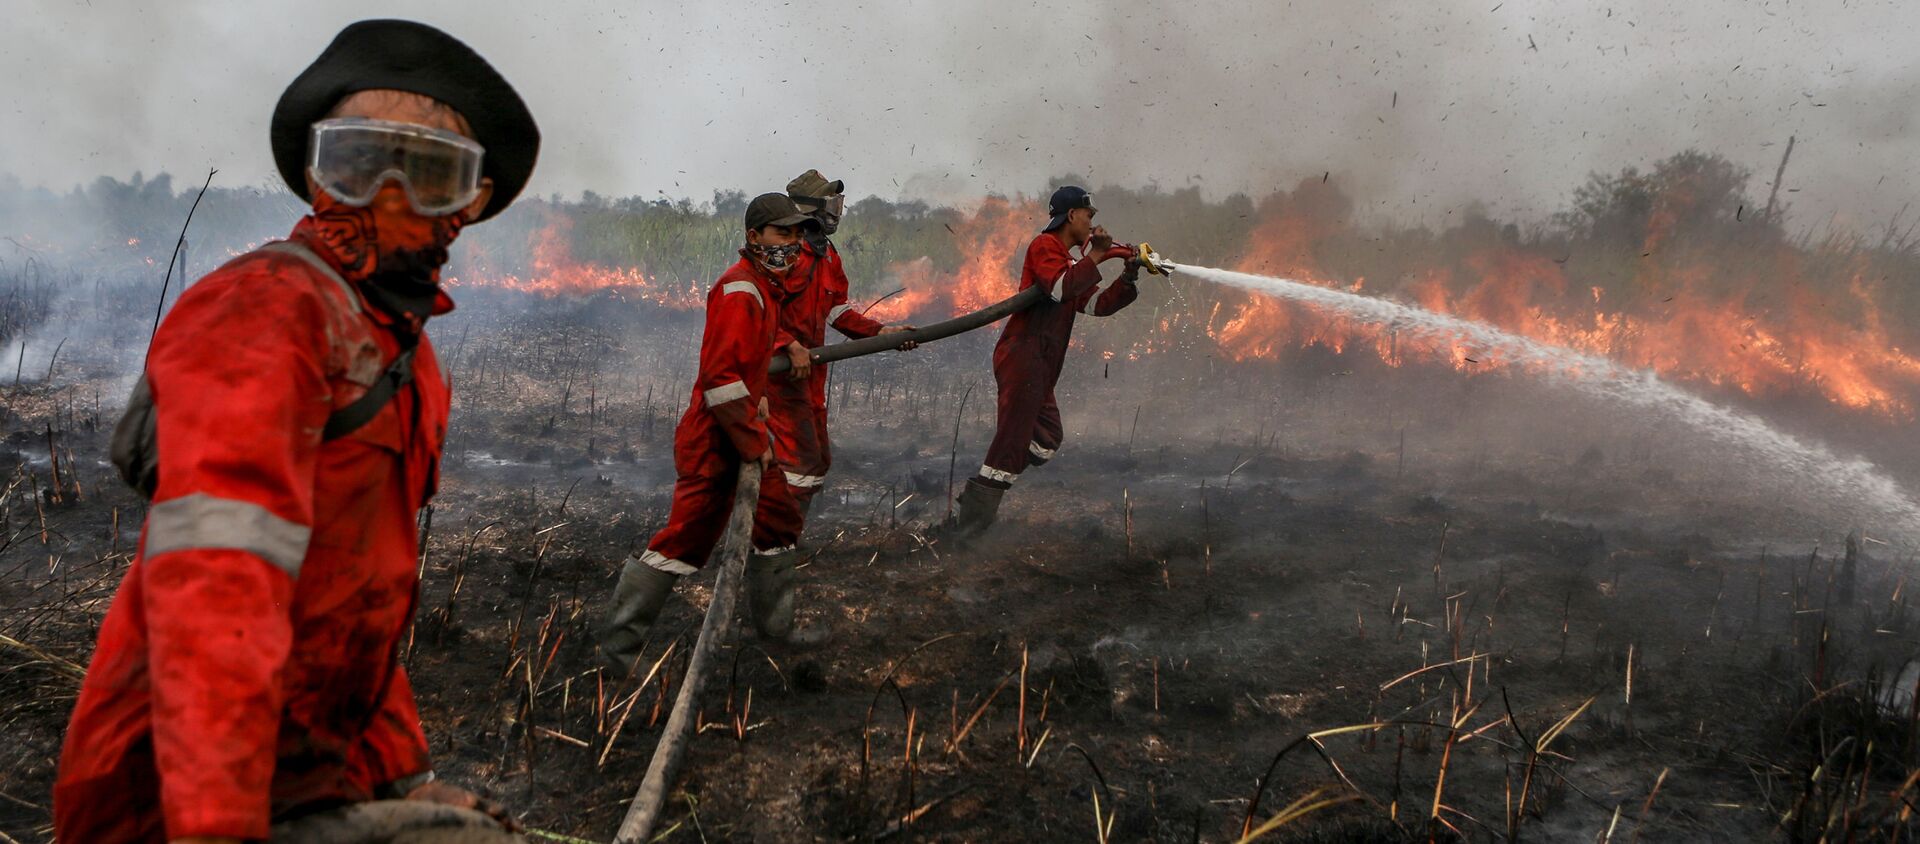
[2, 0, 1914, 229]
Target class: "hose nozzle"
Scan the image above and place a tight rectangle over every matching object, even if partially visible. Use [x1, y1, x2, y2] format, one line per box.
[1135, 242, 1177, 276]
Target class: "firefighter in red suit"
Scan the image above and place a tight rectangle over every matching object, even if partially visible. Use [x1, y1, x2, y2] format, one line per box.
[942, 186, 1143, 543]
[771, 169, 917, 519]
[743, 172, 917, 646]
[601, 194, 816, 666]
[54, 21, 536, 844]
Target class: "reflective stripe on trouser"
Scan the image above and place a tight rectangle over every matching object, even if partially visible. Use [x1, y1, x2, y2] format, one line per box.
[980, 371, 1064, 482]
[767, 391, 831, 513]
[645, 431, 804, 571]
[145, 492, 311, 576]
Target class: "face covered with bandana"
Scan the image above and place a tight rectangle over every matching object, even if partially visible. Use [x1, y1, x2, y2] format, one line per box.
[745, 223, 806, 276]
[302, 90, 494, 323]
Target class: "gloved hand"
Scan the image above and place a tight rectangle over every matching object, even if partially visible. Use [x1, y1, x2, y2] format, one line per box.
[1088, 226, 1113, 254]
[1118, 257, 1143, 282]
[599, 557, 680, 672]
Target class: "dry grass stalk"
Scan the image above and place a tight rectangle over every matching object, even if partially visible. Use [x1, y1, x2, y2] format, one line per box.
[1628, 766, 1670, 843]
[1233, 787, 1361, 843]
[945, 669, 1015, 756]
[1018, 642, 1029, 753]
[596, 641, 677, 768]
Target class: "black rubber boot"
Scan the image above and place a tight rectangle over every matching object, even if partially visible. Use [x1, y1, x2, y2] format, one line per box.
[938, 478, 1006, 547]
[598, 557, 679, 673]
[747, 548, 827, 646]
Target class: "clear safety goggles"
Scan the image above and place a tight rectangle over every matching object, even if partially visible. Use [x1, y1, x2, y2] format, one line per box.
[307, 118, 486, 216]
[794, 193, 845, 218]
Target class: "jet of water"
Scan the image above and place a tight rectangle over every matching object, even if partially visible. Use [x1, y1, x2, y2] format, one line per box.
[1179, 264, 1920, 548]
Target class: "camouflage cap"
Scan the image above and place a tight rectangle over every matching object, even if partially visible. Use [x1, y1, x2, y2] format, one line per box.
[786, 169, 844, 200]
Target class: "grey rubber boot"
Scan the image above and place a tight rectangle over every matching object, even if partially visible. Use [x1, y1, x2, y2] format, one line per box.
[940, 478, 1006, 546]
[599, 556, 679, 673]
[748, 548, 828, 646]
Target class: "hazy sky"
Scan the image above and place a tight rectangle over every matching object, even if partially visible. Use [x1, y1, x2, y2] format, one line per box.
[4, 0, 1916, 229]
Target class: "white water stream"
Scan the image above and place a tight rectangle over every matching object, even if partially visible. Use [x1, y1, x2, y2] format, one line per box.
[1179, 264, 1920, 548]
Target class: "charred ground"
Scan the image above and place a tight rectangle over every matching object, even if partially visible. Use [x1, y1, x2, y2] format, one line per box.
[2, 288, 1918, 842]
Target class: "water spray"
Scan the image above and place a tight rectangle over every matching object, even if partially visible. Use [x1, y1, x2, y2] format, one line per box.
[1170, 264, 1920, 547]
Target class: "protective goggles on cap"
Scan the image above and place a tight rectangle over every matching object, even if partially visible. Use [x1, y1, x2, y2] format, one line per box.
[307, 118, 486, 216]
[793, 193, 845, 218]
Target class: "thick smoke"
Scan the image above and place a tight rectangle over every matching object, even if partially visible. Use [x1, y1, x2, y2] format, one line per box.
[1, 0, 1915, 228]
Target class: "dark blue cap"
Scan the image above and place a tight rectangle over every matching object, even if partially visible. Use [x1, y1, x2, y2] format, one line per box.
[1043, 185, 1095, 232]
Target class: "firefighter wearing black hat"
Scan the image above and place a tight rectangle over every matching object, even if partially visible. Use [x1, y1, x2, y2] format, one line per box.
[940, 186, 1143, 544]
[55, 19, 535, 844]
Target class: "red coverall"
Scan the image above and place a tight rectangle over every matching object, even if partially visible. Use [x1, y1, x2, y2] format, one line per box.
[980, 234, 1138, 484]
[769, 239, 886, 507]
[640, 253, 805, 574]
[54, 219, 450, 842]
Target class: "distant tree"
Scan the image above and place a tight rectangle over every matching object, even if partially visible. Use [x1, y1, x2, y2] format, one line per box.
[1556, 150, 1759, 246]
[849, 196, 895, 221]
[711, 189, 748, 217]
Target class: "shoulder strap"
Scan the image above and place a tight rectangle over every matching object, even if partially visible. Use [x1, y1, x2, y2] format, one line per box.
[257, 240, 416, 441]
[322, 342, 416, 441]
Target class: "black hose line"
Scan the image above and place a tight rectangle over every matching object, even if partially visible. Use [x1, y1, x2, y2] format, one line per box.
[767, 285, 1047, 374]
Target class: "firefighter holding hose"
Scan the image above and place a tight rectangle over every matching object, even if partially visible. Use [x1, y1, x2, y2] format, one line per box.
[939, 186, 1144, 543]
[773, 169, 918, 519]
[55, 20, 535, 843]
[601, 194, 818, 667]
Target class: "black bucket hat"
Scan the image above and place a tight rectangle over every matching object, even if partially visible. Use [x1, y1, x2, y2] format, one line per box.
[1043, 185, 1095, 232]
[271, 19, 539, 222]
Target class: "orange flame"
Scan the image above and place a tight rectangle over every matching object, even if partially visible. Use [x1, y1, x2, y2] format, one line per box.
[1206, 181, 1920, 418]
[451, 213, 704, 307]
[866, 197, 1041, 322]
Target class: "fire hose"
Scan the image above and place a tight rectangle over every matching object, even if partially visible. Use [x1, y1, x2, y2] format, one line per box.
[616, 244, 1174, 840]
[615, 291, 1049, 842]
[614, 461, 761, 844]
[765, 242, 1173, 375]
[766, 285, 1047, 375]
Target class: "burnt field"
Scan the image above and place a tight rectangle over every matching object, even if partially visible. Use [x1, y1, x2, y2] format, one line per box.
[2, 287, 1919, 843]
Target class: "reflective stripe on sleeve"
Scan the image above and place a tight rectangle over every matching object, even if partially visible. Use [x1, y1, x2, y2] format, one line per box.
[1081, 278, 1115, 314]
[827, 304, 854, 324]
[640, 549, 697, 576]
[979, 464, 1018, 484]
[145, 492, 312, 577]
[704, 380, 750, 407]
[1048, 269, 1069, 302]
[1028, 442, 1058, 460]
[720, 280, 764, 307]
[784, 471, 826, 488]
